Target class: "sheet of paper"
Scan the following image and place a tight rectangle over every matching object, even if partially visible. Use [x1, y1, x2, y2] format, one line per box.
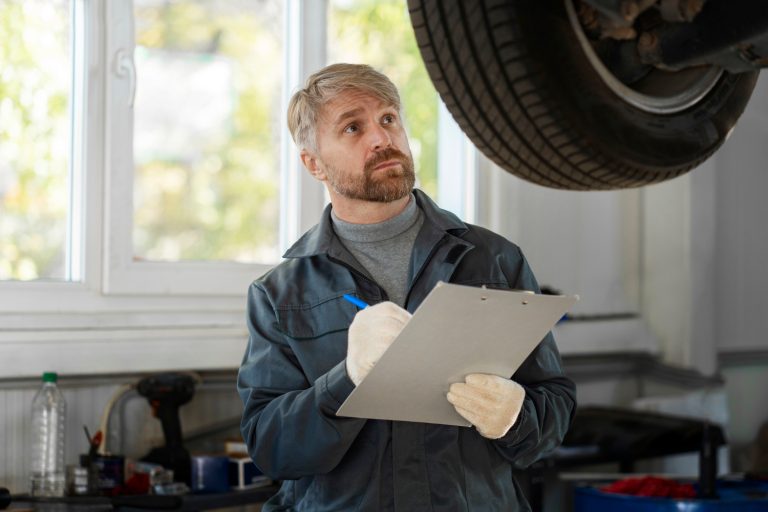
[336, 282, 578, 426]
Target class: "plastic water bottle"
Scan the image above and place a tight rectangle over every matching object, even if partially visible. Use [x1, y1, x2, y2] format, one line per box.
[30, 372, 66, 497]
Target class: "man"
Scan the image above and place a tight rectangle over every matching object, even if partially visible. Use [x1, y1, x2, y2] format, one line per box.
[238, 63, 575, 511]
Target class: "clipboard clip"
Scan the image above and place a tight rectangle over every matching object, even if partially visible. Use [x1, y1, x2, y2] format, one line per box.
[479, 284, 535, 304]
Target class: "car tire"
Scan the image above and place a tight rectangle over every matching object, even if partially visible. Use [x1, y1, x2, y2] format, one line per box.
[408, 0, 759, 190]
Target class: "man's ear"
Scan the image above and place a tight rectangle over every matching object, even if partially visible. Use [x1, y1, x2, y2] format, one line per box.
[300, 149, 326, 181]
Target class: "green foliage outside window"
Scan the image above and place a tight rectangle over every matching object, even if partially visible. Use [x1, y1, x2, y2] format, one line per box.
[133, 0, 283, 263]
[0, 0, 70, 280]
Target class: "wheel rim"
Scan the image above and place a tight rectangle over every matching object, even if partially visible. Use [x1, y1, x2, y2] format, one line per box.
[565, 0, 723, 114]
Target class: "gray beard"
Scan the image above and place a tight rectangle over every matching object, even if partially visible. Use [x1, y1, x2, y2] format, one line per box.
[325, 154, 416, 203]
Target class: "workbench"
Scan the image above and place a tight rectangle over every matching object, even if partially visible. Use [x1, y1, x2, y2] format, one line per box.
[7, 484, 278, 511]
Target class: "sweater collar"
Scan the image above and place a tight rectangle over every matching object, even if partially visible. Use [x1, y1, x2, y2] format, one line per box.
[331, 193, 420, 243]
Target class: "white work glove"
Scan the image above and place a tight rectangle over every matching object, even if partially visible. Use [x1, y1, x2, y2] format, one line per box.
[447, 373, 526, 439]
[346, 301, 412, 386]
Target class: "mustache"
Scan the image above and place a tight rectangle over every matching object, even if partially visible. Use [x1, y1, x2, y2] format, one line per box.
[364, 148, 411, 173]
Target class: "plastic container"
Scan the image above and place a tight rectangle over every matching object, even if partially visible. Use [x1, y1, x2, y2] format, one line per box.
[574, 480, 768, 511]
[191, 455, 230, 494]
[29, 372, 67, 497]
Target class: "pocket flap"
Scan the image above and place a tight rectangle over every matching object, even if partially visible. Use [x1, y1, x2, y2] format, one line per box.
[276, 296, 356, 340]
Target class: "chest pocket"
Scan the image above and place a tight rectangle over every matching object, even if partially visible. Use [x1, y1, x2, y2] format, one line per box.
[275, 297, 356, 382]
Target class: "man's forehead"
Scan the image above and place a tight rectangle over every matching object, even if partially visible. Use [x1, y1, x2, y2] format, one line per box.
[321, 90, 395, 125]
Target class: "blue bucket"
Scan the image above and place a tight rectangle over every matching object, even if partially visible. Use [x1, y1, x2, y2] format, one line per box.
[574, 481, 768, 511]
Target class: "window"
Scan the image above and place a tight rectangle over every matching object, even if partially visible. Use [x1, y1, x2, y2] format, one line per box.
[0, 0, 74, 281]
[103, 0, 296, 294]
[132, 0, 283, 264]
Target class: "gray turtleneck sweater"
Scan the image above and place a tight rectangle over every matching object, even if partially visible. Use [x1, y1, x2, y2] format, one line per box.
[331, 194, 424, 307]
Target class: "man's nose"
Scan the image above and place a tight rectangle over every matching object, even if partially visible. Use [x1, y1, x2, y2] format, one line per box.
[368, 123, 392, 150]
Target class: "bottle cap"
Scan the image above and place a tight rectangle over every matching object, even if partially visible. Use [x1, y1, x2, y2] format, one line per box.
[42, 372, 58, 383]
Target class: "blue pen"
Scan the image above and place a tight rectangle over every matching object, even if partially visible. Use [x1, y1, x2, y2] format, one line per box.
[343, 294, 369, 309]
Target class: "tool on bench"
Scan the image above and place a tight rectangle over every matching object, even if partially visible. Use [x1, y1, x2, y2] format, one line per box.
[137, 373, 196, 485]
[83, 426, 103, 461]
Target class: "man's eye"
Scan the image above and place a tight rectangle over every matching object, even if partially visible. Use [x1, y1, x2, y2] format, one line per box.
[382, 114, 395, 124]
[344, 124, 358, 134]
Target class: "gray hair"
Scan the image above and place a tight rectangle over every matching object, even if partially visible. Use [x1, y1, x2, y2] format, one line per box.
[287, 63, 402, 152]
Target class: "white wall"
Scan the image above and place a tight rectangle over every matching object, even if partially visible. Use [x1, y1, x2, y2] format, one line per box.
[714, 73, 768, 461]
[715, 74, 768, 354]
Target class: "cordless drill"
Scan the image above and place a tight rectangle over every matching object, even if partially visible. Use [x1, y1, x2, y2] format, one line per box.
[137, 373, 196, 485]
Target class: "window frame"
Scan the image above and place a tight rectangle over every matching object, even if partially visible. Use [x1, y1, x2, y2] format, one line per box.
[0, 0, 329, 378]
[104, 0, 327, 295]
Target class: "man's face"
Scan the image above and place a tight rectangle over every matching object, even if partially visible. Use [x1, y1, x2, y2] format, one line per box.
[305, 89, 415, 203]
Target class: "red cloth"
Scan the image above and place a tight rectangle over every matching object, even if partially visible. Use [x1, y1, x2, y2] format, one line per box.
[601, 476, 697, 499]
[109, 472, 151, 496]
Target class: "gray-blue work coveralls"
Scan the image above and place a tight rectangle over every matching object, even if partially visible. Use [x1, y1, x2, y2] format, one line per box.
[238, 189, 576, 511]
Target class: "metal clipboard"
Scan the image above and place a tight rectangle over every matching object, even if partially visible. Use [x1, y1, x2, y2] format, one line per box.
[336, 281, 578, 426]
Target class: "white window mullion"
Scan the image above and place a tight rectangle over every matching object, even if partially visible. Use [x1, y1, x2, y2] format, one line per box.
[297, 0, 329, 237]
[279, 0, 303, 255]
[66, 0, 88, 282]
[281, 0, 328, 256]
[81, 0, 106, 291]
[437, 100, 477, 222]
[102, 0, 136, 294]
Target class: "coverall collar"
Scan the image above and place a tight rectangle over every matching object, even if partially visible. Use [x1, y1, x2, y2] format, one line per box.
[283, 189, 469, 259]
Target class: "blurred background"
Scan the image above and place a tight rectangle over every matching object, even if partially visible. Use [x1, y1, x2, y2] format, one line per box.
[1, 0, 768, 509]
